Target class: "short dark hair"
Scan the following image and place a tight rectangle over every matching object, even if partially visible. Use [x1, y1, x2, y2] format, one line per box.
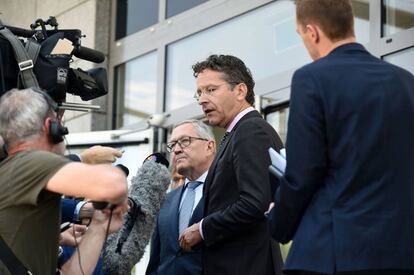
[296, 0, 355, 42]
[192, 54, 255, 106]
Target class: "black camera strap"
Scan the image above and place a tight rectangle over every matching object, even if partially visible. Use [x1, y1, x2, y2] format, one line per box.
[0, 27, 39, 89]
[0, 235, 32, 274]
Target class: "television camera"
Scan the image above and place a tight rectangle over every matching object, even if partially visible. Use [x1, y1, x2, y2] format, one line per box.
[0, 16, 107, 111]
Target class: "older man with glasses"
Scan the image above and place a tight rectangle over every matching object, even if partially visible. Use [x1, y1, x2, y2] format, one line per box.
[146, 119, 216, 275]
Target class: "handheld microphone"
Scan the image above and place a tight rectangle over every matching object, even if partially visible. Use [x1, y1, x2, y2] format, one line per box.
[115, 164, 129, 178]
[92, 164, 129, 210]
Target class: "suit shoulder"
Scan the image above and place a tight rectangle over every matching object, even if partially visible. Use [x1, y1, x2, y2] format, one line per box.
[384, 60, 414, 80]
[236, 113, 281, 142]
[166, 186, 182, 200]
[291, 63, 317, 85]
[158, 187, 182, 212]
[237, 112, 268, 130]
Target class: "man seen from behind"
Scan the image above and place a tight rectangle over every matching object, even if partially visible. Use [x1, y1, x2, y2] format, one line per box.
[269, 1, 414, 274]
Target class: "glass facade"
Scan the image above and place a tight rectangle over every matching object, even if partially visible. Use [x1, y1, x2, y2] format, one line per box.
[116, 0, 159, 40]
[164, 0, 370, 111]
[114, 51, 158, 128]
[262, 87, 290, 143]
[165, 1, 309, 111]
[266, 107, 289, 144]
[166, 0, 209, 18]
[384, 46, 414, 73]
[352, 0, 370, 42]
[108, 1, 414, 273]
[382, 0, 414, 36]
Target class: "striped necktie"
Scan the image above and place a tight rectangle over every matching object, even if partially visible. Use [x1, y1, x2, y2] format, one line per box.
[218, 131, 230, 150]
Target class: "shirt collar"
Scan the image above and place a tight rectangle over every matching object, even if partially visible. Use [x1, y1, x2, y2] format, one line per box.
[184, 170, 208, 186]
[226, 106, 255, 132]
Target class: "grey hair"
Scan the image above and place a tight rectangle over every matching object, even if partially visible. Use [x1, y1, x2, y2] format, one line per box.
[174, 119, 215, 141]
[0, 88, 52, 146]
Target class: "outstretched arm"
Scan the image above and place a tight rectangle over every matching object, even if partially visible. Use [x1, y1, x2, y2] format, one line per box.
[47, 162, 128, 205]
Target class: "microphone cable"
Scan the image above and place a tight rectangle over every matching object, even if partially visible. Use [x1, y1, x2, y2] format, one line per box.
[64, 135, 87, 275]
[64, 136, 115, 275]
[72, 223, 85, 275]
[72, 207, 114, 275]
[97, 207, 114, 275]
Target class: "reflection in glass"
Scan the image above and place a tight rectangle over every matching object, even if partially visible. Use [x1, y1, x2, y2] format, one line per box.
[384, 47, 414, 73]
[165, 1, 306, 111]
[261, 87, 291, 110]
[352, 0, 370, 41]
[115, 51, 158, 128]
[266, 106, 289, 144]
[166, 0, 209, 18]
[383, 0, 414, 36]
[116, 0, 159, 40]
[165, 0, 369, 111]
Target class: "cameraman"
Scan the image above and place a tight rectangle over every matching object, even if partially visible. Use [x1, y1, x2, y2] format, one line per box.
[0, 88, 128, 275]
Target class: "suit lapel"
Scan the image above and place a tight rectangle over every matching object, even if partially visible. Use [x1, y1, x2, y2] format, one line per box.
[189, 197, 204, 225]
[203, 111, 261, 212]
[170, 186, 185, 240]
[204, 131, 233, 187]
[203, 131, 234, 207]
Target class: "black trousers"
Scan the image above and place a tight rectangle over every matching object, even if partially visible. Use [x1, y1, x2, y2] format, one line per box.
[285, 270, 414, 275]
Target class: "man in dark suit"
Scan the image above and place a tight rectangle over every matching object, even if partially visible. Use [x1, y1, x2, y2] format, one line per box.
[268, 1, 414, 274]
[179, 55, 284, 275]
[146, 120, 216, 275]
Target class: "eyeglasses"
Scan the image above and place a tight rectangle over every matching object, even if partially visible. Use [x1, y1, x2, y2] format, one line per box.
[193, 83, 236, 101]
[166, 136, 208, 152]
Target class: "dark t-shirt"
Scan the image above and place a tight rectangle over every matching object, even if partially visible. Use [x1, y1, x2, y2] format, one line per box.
[0, 150, 69, 275]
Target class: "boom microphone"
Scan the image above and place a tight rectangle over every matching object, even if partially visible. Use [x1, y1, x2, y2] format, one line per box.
[103, 153, 171, 274]
[72, 45, 105, 64]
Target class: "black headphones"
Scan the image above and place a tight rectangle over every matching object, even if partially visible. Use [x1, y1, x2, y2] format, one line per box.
[32, 88, 69, 144]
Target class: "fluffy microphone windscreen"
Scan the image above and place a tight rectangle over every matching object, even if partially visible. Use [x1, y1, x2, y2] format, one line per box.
[103, 158, 171, 274]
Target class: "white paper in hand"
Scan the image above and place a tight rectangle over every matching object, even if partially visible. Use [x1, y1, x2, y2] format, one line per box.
[268, 147, 286, 174]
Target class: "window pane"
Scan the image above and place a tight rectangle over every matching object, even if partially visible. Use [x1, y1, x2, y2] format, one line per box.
[116, 0, 159, 40]
[115, 51, 158, 128]
[165, 1, 369, 111]
[166, 0, 209, 18]
[383, 47, 414, 73]
[382, 0, 414, 36]
[262, 87, 291, 110]
[266, 107, 289, 144]
[352, 0, 370, 41]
